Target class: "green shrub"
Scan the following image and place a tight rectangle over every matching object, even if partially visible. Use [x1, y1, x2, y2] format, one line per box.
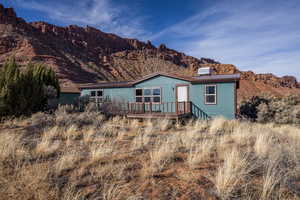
[0, 58, 60, 117]
[240, 96, 270, 120]
[240, 95, 300, 124]
[292, 105, 300, 124]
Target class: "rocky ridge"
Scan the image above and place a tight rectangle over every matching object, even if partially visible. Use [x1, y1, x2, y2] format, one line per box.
[0, 4, 299, 101]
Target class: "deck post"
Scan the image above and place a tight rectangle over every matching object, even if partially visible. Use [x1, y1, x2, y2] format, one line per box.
[95, 98, 98, 111]
[142, 103, 145, 113]
[150, 102, 152, 113]
[176, 101, 178, 114]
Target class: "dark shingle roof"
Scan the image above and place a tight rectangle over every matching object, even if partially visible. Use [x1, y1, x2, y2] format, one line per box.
[192, 74, 240, 83]
[79, 72, 240, 89]
[60, 87, 80, 93]
[79, 81, 133, 89]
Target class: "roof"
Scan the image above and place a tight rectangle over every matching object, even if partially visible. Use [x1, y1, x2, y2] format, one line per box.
[79, 81, 133, 89]
[60, 86, 80, 93]
[79, 72, 240, 89]
[131, 72, 195, 83]
[192, 74, 240, 83]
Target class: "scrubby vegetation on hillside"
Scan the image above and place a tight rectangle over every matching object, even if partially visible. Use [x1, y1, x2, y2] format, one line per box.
[1, 106, 300, 200]
[240, 95, 300, 124]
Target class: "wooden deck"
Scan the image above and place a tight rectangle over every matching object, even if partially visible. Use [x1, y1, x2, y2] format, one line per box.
[127, 112, 192, 119]
[91, 101, 192, 119]
[87, 101, 210, 120]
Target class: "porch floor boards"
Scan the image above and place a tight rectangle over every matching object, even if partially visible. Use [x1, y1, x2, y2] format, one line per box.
[126, 112, 191, 119]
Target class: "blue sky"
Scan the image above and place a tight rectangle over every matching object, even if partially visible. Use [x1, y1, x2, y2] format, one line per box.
[3, 0, 300, 80]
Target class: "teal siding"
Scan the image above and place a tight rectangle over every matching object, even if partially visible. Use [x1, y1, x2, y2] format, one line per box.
[81, 87, 134, 102]
[134, 76, 191, 103]
[134, 76, 191, 113]
[58, 93, 80, 105]
[81, 90, 90, 96]
[104, 88, 135, 102]
[80, 75, 236, 119]
[190, 83, 235, 119]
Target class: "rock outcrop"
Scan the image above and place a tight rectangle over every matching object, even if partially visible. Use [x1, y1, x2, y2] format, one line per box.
[0, 4, 299, 101]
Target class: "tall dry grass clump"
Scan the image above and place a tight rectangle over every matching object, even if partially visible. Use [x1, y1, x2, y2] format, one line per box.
[260, 155, 285, 200]
[0, 132, 22, 160]
[131, 130, 151, 151]
[213, 149, 255, 199]
[55, 151, 81, 173]
[148, 136, 179, 174]
[187, 138, 215, 168]
[89, 140, 115, 162]
[1, 106, 300, 199]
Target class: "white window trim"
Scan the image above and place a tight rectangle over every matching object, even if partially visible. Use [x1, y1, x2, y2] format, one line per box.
[135, 87, 162, 103]
[204, 85, 217, 105]
[90, 89, 104, 102]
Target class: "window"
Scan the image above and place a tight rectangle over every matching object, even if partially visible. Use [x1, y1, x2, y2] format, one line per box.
[204, 85, 217, 104]
[90, 89, 104, 102]
[135, 89, 143, 102]
[135, 88, 161, 103]
[97, 90, 103, 97]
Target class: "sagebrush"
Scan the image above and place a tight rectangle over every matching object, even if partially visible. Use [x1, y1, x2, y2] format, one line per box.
[240, 95, 300, 124]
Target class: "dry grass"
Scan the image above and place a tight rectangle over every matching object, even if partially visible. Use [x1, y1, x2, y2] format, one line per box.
[260, 156, 284, 200]
[89, 140, 115, 162]
[147, 136, 179, 175]
[0, 107, 300, 199]
[0, 132, 21, 160]
[131, 130, 150, 151]
[55, 151, 81, 173]
[187, 138, 215, 168]
[213, 149, 255, 199]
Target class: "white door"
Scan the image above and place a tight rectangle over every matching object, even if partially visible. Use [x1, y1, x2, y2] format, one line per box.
[177, 86, 188, 113]
[177, 86, 188, 102]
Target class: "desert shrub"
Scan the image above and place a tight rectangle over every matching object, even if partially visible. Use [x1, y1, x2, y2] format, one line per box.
[292, 105, 300, 124]
[258, 96, 300, 124]
[0, 57, 60, 117]
[239, 96, 270, 120]
[240, 95, 300, 124]
[256, 103, 273, 123]
[54, 104, 105, 128]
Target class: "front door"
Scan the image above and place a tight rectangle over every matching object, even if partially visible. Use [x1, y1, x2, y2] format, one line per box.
[176, 85, 189, 113]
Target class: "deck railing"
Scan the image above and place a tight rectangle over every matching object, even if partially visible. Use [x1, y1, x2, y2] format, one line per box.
[128, 101, 191, 114]
[86, 100, 210, 119]
[95, 101, 191, 115]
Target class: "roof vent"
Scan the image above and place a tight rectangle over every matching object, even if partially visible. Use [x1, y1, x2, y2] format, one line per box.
[197, 67, 213, 75]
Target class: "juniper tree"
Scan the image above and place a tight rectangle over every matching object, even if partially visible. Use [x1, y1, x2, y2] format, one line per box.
[0, 57, 60, 117]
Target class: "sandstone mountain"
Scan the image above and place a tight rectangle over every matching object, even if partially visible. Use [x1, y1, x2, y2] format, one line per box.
[0, 4, 299, 102]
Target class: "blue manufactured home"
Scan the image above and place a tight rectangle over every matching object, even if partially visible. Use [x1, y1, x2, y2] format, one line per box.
[79, 71, 240, 119]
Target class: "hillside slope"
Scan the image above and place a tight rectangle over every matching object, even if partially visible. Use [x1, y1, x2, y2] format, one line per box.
[1, 111, 300, 199]
[0, 4, 299, 101]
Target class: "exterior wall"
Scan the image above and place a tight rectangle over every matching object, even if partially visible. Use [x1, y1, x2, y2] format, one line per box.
[190, 82, 236, 119]
[81, 87, 134, 102]
[80, 75, 236, 119]
[134, 76, 192, 113]
[103, 88, 135, 102]
[58, 93, 80, 105]
[134, 76, 191, 102]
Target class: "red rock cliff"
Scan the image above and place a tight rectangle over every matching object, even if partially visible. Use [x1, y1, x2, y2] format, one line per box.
[0, 4, 299, 101]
